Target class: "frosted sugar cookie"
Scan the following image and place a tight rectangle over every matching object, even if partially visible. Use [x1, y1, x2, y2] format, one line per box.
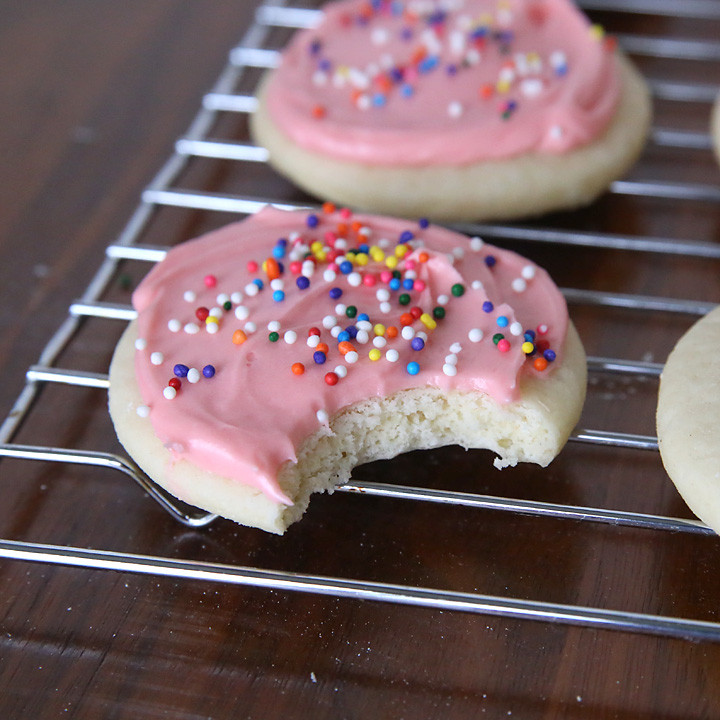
[109, 205, 587, 533]
[250, 0, 651, 222]
[657, 306, 720, 533]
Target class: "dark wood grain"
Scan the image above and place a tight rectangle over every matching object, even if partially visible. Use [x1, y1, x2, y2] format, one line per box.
[2, 2, 720, 719]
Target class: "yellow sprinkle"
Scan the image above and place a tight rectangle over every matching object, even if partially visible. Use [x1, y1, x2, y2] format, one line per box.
[420, 313, 437, 330]
[496, 79, 511, 94]
[355, 252, 369, 266]
[310, 240, 323, 253]
[385, 255, 398, 269]
[370, 246, 385, 262]
[522, 341, 535, 354]
[315, 249, 327, 262]
[368, 348, 381, 362]
[394, 244, 409, 258]
[373, 323, 386, 336]
[205, 316, 219, 325]
[589, 24, 605, 40]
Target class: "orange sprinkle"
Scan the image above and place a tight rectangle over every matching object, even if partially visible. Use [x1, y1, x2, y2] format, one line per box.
[336, 222, 348, 236]
[418, 251, 430, 263]
[338, 340, 355, 355]
[322, 201, 336, 214]
[400, 313, 414, 327]
[232, 329, 247, 345]
[311, 104, 326, 119]
[351, 220, 363, 233]
[291, 362, 305, 375]
[264, 257, 280, 280]
[479, 84, 494, 100]
[316, 342, 329, 354]
[533, 357, 549, 371]
[385, 325, 398, 339]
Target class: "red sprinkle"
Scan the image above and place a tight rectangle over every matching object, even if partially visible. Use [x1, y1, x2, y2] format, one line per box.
[308, 327, 321, 337]
[324, 372, 339, 386]
[204, 275, 217, 288]
[195, 307, 209, 322]
[168, 377, 181, 390]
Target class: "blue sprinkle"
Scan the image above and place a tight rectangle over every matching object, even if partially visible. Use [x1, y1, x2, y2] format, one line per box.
[372, 93, 387, 107]
[313, 351, 327, 365]
[406, 361, 421, 376]
[296, 276, 310, 290]
[496, 315, 509, 328]
[358, 243, 370, 254]
[173, 364, 189, 378]
[418, 55, 439, 73]
[358, 313, 370, 322]
[402, 278, 414, 290]
[339, 260, 353, 275]
[400, 84, 414, 98]
[482, 301, 494, 313]
[253, 278, 264, 289]
[524, 330, 536, 341]
[272, 245, 286, 259]
[411, 337, 425, 351]
[399, 230, 414, 243]
[389, 278, 401, 291]
[306, 213, 319, 228]
[544, 349, 557, 362]
[329, 287, 343, 299]
[418, 218, 429, 229]
[202, 365, 216, 379]
[484, 255, 496, 268]
[337, 331, 350, 343]
[272, 290, 285, 302]
[345, 325, 358, 339]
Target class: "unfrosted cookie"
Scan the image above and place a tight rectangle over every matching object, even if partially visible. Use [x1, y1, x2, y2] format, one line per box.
[657, 306, 720, 533]
[250, 0, 651, 222]
[109, 206, 587, 533]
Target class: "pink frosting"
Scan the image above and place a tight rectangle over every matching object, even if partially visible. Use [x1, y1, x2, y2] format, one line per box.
[264, 0, 621, 165]
[132, 206, 569, 504]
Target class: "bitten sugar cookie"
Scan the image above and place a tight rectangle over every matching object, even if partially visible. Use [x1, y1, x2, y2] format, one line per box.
[250, 0, 651, 222]
[657, 306, 720, 533]
[109, 206, 587, 533]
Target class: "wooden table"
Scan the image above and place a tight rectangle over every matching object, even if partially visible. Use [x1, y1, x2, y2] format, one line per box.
[2, 2, 720, 717]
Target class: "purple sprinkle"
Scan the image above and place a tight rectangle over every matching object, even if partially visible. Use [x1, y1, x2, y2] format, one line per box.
[202, 365, 216, 378]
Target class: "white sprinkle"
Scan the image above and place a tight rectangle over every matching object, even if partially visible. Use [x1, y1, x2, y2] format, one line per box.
[550, 50, 567, 69]
[371, 27, 389, 44]
[335, 238, 348, 251]
[150, 352, 164, 365]
[355, 330, 370, 344]
[334, 365, 348, 379]
[452, 247, 465, 260]
[379, 301, 392, 314]
[183, 290, 196, 303]
[347, 272, 362, 287]
[401, 326, 415, 340]
[134, 338, 147, 351]
[317, 409, 329, 424]
[445, 353, 458, 365]
[448, 101, 463, 118]
[187, 368, 201, 384]
[443, 363, 458, 377]
[404, 269, 417, 280]
[538, 323, 549, 334]
[284, 331, 298, 345]
[450, 342, 463, 354]
[136, 405, 150, 418]
[268, 320, 281, 332]
[356, 320, 372, 332]
[471, 280, 484, 291]
[209, 307, 223, 318]
[206, 323, 219, 335]
[385, 349, 399, 363]
[330, 326, 342, 338]
[335, 303, 347, 315]
[244, 283, 259, 297]
[216, 293, 230, 305]
[322, 315, 337, 329]
[373, 336, 387, 348]
[163, 386, 177, 400]
[244, 321, 257, 334]
[184, 323, 200, 334]
[376, 288, 390, 302]
[230, 292, 243, 304]
[167, 319, 181, 333]
[307, 335, 321, 348]
[510, 321, 523, 336]
[323, 269, 337, 282]
[416, 331, 428, 343]
[437, 294, 449, 305]
[511, 278, 527, 293]
[520, 78, 543, 97]
[549, 125, 564, 140]
[345, 351, 359, 364]
[235, 305, 249, 321]
[469, 328, 484, 343]
[469, 236, 484, 251]
[301, 261, 315, 277]
[465, 48, 481, 65]
[270, 279, 284, 291]
[521, 265, 536, 280]
[356, 94, 371, 111]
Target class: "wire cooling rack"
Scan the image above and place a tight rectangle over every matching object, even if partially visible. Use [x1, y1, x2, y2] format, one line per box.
[2, 0, 720, 642]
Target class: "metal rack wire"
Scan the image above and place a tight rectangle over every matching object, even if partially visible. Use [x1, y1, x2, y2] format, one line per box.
[1, 0, 720, 642]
